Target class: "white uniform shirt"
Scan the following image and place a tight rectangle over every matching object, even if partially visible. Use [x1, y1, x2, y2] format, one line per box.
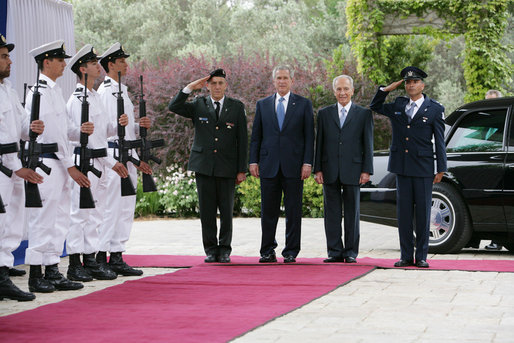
[0, 79, 30, 171]
[24, 74, 77, 169]
[97, 76, 139, 141]
[67, 83, 118, 169]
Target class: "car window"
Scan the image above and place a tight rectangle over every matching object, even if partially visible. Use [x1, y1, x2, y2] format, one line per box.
[447, 109, 507, 153]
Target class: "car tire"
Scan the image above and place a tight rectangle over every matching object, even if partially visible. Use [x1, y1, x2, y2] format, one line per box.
[428, 183, 472, 254]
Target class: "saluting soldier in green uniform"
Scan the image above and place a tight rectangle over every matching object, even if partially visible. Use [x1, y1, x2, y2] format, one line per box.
[168, 69, 248, 263]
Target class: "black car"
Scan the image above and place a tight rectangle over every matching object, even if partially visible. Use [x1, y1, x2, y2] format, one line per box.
[361, 97, 514, 253]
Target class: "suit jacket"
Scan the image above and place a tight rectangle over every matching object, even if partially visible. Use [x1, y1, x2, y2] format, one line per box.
[314, 102, 374, 185]
[370, 88, 447, 177]
[249, 93, 314, 179]
[168, 91, 248, 178]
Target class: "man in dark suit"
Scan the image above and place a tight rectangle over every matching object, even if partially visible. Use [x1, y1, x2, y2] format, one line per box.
[370, 66, 447, 268]
[314, 75, 373, 263]
[168, 69, 248, 263]
[249, 65, 314, 263]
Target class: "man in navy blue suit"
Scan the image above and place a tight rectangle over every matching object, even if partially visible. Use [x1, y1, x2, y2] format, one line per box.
[249, 65, 314, 263]
[370, 66, 447, 268]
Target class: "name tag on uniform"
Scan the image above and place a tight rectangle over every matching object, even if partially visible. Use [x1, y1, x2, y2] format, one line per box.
[226, 122, 234, 129]
[199, 117, 209, 123]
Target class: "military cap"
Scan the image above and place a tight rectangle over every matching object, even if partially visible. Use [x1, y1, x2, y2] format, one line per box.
[0, 34, 15, 52]
[400, 66, 427, 81]
[29, 40, 71, 62]
[99, 42, 129, 64]
[208, 68, 226, 80]
[68, 44, 98, 74]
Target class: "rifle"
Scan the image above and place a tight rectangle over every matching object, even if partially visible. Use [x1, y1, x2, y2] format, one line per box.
[21, 69, 58, 208]
[75, 74, 107, 209]
[0, 142, 19, 213]
[138, 75, 164, 192]
[113, 71, 141, 196]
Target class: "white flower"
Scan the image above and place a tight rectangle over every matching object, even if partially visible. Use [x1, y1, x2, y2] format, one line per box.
[172, 190, 178, 196]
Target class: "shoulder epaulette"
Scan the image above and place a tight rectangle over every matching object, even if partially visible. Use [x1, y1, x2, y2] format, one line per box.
[103, 79, 111, 85]
[74, 87, 83, 93]
[38, 79, 47, 85]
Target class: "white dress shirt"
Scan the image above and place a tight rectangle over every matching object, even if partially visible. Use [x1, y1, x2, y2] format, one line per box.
[25, 73, 76, 169]
[0, 79, 30, 171]
[275, 91, 290, 114]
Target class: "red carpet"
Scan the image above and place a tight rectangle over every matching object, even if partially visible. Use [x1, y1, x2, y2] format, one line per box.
[122, 255, 514, 273]
[0, 264, 374, 343]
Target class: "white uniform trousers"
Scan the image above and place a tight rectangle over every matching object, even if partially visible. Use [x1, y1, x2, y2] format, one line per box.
[25, 159, 71, 266]
[0, 172, 25, 268]
[98, 153, 137, 253]
[66, 161, 107, 255]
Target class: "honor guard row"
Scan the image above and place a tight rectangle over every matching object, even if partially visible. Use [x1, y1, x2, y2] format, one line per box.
[0, 37, 160, 302]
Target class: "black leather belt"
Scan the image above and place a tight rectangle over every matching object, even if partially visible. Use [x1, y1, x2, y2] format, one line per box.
[41, 153, 59, 159]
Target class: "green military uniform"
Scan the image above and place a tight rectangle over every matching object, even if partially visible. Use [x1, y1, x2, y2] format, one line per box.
[168, 89, 247, 259]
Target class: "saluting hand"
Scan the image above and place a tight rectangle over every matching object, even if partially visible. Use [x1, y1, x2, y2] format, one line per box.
[383, 80, 404, 92]
[30, 120, 44, 135]
[186, 75, 210, 91]
[119, 114, 129, 126]
[68, 166, 91, 188]
[80, 121, 94, 135]
[112, 162, 128, 178]
[15, 168, 43, 184]
[139, 116, 151, 129]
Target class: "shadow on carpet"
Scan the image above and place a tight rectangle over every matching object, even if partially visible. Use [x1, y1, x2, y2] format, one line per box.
[0, 264, 375, 343]
[122, 255, 514, 273]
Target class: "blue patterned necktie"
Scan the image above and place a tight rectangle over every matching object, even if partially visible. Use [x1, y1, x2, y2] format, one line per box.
[406, 103, 417, 123]
[277, 97, 285, 130]
[339, 107, 347, 128]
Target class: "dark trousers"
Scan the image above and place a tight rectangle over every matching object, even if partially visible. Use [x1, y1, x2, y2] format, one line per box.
[195, 173, 235, 256]
[260, 169, 303, 257]
[323, 181, 360, 259]
[396, 175, 433, 262]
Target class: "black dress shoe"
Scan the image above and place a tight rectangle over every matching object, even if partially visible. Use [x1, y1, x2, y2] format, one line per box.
[323, 256, 345, 263]
[109, 252, 144, 276]
[394, 260, 414, 267]
[218, 254, 231, 263]
[83, 253, 117, 280]
[204, 254, 218, 263]
[0, 279, 35, 301]
[345, 256, 357, 263]
[28, 277, 55, 293]
[416, 260, 429, 268]
[259, 254, 277, 263]
[283, 255, 296, 263]
[9, 267, 27, 277]
[67, 262, 93, 282]
[45, 265, 84, 291]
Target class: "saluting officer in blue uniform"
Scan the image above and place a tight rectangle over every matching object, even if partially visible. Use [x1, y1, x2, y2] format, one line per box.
[370, 66, 447, 268]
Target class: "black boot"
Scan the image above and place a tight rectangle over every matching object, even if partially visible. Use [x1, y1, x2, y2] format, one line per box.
[44, 264, 83, 291]
[0, 267, 35, 301]
[8, 267, 27, 277]
[67, 254, 93, 282]
[84, 253, 117, 280]
[109, 252, 143, 276]
[28, 265, 55, 293]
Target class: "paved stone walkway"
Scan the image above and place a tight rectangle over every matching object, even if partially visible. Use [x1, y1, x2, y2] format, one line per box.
[1, 218, 513, 342]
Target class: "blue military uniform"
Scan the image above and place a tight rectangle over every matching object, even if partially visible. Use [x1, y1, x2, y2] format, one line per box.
[370, 66, 447, 266]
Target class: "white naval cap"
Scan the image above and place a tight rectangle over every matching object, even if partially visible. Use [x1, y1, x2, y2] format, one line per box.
[29, 40, 71, 62]
[99, 42, 130, 70]
[68, 44, 99, 73]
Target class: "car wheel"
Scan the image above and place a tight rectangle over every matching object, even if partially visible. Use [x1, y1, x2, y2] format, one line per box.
[428, 183, 472, 254]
